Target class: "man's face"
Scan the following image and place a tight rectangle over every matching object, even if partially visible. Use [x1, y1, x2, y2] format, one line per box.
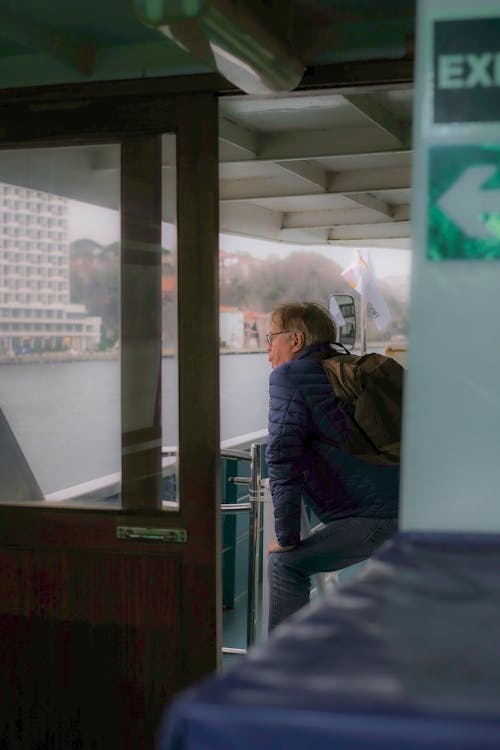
[267, 318, 295, 369]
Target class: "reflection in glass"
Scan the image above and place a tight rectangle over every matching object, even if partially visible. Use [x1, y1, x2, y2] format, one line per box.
[161, 134, 179, 507]
[0, 145, 121, 505]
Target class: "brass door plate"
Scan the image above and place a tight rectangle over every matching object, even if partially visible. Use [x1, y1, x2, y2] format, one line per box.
[117, 526, 187, 543]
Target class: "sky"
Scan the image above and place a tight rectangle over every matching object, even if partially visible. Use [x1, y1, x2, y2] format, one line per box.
[68, 200, 412, 280]
[219, 234, 412, 280]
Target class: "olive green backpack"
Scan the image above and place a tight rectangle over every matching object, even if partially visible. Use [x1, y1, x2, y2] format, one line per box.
[321, 350, 404, 465]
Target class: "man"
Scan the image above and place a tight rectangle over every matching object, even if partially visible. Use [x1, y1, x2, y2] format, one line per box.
[266, 301, 399, 631]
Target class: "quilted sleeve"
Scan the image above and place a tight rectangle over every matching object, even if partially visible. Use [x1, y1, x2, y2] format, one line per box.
[266, 364, 309, 547]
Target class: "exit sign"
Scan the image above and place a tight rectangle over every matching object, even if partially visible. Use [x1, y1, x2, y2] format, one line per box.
[434, 18, 500, 124]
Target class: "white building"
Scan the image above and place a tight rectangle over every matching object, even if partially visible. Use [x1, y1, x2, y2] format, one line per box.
[0, 183, 101, 354]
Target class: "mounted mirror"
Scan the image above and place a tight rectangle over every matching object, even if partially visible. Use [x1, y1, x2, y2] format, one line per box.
[329, 294, 356, 350]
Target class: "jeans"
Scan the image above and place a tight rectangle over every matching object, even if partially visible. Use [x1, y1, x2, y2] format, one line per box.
[268, 516, 398, 632]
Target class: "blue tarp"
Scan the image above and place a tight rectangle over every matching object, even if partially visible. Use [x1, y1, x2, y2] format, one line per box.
[158, 532, 500, 750]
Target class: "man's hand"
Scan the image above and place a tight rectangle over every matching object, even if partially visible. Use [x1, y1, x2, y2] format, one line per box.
[267, 540, 296, 554]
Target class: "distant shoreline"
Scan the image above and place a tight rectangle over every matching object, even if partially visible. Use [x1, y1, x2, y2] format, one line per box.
[0, 341, 407, 365]
[0, 351, 119, 365]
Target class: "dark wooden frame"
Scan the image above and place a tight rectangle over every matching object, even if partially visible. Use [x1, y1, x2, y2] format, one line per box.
[0, 79, 220, 748]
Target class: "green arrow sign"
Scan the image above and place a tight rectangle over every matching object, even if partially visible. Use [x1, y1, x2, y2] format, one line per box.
[428, 145, 500, 260]
[438, 165, 500, 240]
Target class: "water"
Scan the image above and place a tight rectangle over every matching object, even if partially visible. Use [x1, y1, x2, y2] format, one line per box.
[0, 352, 271, 494]
[220, 353, 270, 439]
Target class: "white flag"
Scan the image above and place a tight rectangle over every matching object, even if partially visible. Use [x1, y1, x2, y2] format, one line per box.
[341, 250, 391, 331]
[328, 295, 346, 328]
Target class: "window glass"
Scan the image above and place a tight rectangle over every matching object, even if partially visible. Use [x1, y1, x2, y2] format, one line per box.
[161, 134, 179, 508]
[0, 144, 121, 506]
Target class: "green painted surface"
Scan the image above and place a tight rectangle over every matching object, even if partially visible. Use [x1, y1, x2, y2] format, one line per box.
[133, 0, 209, 24]
[428, 145, 500, 261]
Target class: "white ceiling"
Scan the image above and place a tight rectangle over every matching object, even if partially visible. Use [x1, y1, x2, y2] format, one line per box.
[218, 85, 413, 249]
[0, 84, 413, 251]
[0, 0, 415, 251]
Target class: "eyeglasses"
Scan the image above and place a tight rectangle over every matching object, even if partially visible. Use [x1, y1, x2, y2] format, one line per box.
[266, 330, 291, 345]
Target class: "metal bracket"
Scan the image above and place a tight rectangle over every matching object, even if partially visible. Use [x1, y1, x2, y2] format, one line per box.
[116, 526, 187, 543]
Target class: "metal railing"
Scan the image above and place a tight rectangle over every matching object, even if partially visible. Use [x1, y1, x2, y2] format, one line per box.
[221, 442, 264, 655]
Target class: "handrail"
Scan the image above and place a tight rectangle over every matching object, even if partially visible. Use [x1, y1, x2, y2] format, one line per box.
[220, 441, 264, 655]
[247, 442, 262, 648]
[221, 449, 254, 461]
[221, 503, 251, 512]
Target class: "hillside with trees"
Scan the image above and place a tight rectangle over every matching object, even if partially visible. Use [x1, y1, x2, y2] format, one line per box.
[219, 249, 409, 340]
[70, 240, 409, 348]
[70, 239, 120, 348]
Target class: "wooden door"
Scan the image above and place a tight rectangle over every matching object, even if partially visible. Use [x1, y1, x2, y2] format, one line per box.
[0, 81, 220, 749]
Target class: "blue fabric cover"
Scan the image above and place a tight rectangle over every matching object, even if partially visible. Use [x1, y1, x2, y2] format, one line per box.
[158, 532, 500, 750]
[266, 342, 399, 546]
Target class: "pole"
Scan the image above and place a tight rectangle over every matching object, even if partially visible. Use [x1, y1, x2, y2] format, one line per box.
[246, 442, 262, 647]
[359, 295, 367, 355]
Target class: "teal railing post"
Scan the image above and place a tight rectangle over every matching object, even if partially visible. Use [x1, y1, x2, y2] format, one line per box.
[246, 443, 262, 648]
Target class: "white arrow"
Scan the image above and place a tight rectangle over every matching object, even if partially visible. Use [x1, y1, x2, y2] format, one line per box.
[437, 164, 500, 240]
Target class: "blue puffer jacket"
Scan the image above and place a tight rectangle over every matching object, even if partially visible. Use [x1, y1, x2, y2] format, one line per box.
[266, 342, 400, 547]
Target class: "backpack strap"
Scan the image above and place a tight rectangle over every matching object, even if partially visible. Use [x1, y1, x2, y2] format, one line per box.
[303, 341, 351, 362]
[330, 341, 351, 355]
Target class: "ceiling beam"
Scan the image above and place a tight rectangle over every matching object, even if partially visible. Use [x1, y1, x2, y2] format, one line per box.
[281, 204, 409, 230]
[221, 206, 412, 246]
[327, 222, 411, 241]
[278, 227, 330, 243]
[220, 202, 283, 240]
[328, 166, 410, 193]
[255, 126, 409, 162]
[93, 152, 412, 201]
[299, 58, 414, 90]
[326, 237, 412, 249]
[220, 176, 324, 201]
[219, 118, 258, 158]
[344, 192, 394, 218]
[275, 160, 328, 190]
[219, 166, 411, 202]
[342, 93, 409, 147]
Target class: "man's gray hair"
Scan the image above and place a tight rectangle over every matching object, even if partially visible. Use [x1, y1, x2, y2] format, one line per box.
[271, 301, 337, 346]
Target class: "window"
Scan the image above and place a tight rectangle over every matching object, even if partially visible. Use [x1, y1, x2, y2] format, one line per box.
[0, 144, 121, 504]
[161, 133, 179, 507]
